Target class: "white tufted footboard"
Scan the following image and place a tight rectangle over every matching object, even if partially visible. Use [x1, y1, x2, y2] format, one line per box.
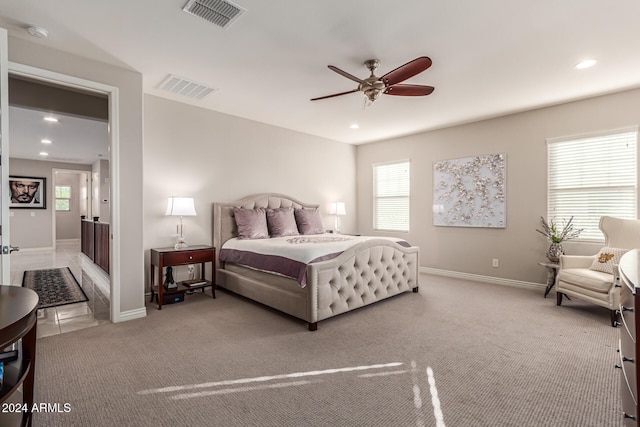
[307, 239, 419, 329]
[214, 194, 420, 331]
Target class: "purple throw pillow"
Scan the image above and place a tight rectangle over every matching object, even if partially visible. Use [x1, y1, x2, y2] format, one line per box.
[233, 207, 269, 239]
[266, 207, 299, 238]
[294, 208, 324, 235]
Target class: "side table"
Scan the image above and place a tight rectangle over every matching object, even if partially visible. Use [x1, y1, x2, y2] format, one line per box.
[150, 245, 216, 309]
[539, 261, 559, 298]
[0, 286, 38, 427]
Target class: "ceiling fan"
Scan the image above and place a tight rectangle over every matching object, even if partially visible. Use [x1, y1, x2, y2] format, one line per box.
[311, 56, 434, 105]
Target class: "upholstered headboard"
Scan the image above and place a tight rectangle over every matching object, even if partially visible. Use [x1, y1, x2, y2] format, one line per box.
[212, 193, 320, 275]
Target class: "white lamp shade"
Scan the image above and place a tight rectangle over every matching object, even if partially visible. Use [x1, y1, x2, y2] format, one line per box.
[329, 202, 346, 216]
[166, 197, 197, 216]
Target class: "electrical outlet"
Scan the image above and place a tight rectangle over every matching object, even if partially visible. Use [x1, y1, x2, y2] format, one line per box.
[492, 259, 499, 268]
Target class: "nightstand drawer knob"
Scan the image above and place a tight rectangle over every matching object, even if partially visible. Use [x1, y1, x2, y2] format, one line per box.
[189, 256, 193, 260]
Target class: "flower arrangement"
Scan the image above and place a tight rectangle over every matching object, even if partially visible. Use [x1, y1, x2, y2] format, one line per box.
[537, 216, 583, 262]
[536, 216, 583, 243]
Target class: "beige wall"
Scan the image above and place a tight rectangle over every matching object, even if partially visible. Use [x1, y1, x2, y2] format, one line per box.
[8, 36, 144, 315]
[9, 158, 90, 249]
[357, 88, 640, 284]
[143, 95, 357, 284]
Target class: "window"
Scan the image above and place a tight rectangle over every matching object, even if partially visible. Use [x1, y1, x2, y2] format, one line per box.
[547, 128, 637, 241]
[55, 185, 71, 211]
[373, 160, 410, 231]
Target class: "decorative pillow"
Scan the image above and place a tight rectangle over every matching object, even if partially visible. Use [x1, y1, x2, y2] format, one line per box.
[233, 207, 269, 240]
[589, 247, 628, 275]
[266, 207, 299, 238]
[294, 208, 324, 235]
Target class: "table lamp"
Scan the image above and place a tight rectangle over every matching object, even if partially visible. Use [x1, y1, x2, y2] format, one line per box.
[329, 202, 346, 233]
[166, 196, 197, 249]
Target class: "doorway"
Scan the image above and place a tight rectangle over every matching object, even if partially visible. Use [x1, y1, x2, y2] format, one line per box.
[7, 62, 121, 325]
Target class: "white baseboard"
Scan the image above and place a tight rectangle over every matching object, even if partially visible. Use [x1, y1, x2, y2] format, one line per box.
[115, 307, 147, 323]
[420, 267, 546, 291]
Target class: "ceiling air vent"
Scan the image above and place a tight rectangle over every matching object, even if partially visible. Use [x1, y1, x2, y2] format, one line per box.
[182, 0, 246, 29]
[157, 74, 216, 100]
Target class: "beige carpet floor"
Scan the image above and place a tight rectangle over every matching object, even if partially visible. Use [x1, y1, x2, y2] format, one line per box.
[33, 274, 622, 426]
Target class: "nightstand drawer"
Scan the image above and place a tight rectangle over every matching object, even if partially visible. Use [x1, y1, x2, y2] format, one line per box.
[163, 249, 214, 265]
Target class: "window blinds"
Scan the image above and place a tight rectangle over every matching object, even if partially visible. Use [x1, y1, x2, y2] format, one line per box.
[547, 129, 637, 241]
[373, 161, 410, 231]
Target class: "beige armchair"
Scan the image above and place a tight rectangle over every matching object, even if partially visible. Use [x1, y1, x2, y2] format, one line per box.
[556, 216, 640, 326]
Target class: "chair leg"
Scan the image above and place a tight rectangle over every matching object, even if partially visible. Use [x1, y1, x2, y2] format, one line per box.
[556, 291, 563, 306]
[611, 310, 620, 327]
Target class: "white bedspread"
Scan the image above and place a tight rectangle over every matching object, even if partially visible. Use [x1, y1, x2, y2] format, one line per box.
[219, 234, 410, 286]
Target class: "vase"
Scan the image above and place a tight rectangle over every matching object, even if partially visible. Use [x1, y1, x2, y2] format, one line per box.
[546, 243, 564, 263]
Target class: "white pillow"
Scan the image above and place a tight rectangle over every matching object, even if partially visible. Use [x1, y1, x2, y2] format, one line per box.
[589, 247, 628, 275]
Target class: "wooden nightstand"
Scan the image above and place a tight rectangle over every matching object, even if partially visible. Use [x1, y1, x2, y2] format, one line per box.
[150, 245, 216, 310]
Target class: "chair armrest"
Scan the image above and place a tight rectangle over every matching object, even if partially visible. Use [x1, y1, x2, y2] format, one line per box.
[559, 254, 595, 270]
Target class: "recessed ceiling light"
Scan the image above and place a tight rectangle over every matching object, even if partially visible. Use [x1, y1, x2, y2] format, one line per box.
[576, 59, 597, 70]
[39, 152, 48, 156]
[43, 116, 58, 122]
[350, 123, 359, 129]
[41, 139, 52, 144]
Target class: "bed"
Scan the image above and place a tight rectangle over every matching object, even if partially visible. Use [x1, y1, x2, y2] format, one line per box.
[213, 193, 420, 330]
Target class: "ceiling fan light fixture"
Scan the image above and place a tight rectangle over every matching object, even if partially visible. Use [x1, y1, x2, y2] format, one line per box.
[364, 88, 381, 102]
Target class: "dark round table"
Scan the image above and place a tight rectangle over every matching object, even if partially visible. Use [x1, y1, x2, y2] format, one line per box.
[0, 286, 39, 427]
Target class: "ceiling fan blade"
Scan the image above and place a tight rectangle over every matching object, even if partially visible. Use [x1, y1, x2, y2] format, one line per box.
[381, 57, 432, 86]
[328, 65, 367, 85]
[383, 84, 435, 96]
[310, 89, 360, 101]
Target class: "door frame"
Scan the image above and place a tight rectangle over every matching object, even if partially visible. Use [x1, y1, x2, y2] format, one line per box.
[9, 62, 121, 322]
[0, 28, 9, 285]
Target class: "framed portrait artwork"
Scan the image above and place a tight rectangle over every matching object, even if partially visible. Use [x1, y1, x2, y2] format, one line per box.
[9, 176, 46, 209]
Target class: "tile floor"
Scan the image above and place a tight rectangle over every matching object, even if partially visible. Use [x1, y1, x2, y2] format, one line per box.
[10, 241, 110, 338]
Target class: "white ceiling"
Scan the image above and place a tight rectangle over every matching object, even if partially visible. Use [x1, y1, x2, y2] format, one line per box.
[1, 0, 640, 148]
[9, 106, 108, 165]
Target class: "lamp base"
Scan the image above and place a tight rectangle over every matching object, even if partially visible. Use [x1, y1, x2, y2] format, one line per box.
[174, 238, 188, 250]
